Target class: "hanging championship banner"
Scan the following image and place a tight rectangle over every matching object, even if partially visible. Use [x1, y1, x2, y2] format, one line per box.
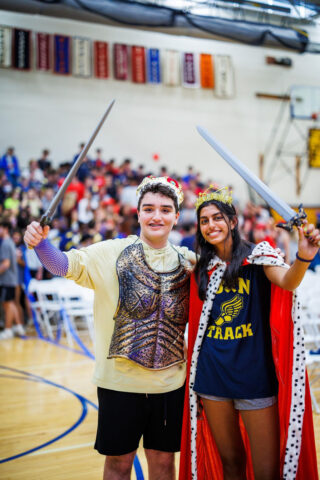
[308, 129, 320, 168]
[73, 37, 91, 77]
[113, 43, 128, 80]
[94, 41, 108, 78]
[182, 52, 198, 88]
[147, 48, 161, 84]
[215, 55, 235, 98]
[53, 34, 70, 75]
[13, 28, 31, 70]
[200, 53, 214, 89]
[131, 46, 146, 84]
[36, 33, 51, 71]
[163, 50, 180, 86]
[0, 26, 12, 68]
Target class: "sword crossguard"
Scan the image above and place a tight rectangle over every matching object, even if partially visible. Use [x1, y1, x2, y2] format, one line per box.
[40, 214, 52, 228]
[276, 204, 307, 232]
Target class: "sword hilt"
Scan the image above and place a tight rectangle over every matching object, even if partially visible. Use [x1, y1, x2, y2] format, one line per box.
[276, 204, 307, 232]
[40, 214, 52, 228]
[26, 214, 51, 249]
[277, 205, 320, 247]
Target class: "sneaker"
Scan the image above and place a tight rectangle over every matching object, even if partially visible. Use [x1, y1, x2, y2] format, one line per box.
[12, 324, 26, 337]
[26, 317, 34, 326]
[0, 329, 14, 340]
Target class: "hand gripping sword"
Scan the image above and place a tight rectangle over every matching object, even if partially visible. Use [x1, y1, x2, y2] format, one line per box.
[197, 125, 316, 237]
[40, 99, 115, 227]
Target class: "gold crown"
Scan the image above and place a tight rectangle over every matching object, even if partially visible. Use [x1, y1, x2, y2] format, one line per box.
[136, 176, 184, 206]
[195, 186, 233, 210]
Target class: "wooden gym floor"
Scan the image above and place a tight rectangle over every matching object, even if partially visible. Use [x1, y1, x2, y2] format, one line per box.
[0, 335, 319, 479]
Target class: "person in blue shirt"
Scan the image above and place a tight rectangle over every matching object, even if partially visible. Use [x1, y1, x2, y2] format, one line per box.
[0, 147, 20, 187]
[180, 223, 196, 252]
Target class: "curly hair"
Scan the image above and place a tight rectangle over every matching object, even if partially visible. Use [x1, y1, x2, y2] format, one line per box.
[137, 184, 179, 212]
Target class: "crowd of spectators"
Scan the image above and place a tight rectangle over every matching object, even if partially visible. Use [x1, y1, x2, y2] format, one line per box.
[0, 144, 319, 336]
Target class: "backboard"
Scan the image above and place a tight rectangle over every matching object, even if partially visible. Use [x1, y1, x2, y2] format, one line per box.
[290, 85, 320, 120]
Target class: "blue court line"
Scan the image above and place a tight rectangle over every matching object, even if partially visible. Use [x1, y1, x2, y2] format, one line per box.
[60, 307, 95, 359]
[23, 335, 94, 359]
[26, 288, 144, 477]
[0, 366, 89, 463]
[0, 364, 144, 479]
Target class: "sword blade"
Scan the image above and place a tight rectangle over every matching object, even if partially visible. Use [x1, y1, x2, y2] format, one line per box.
[41, 99, 115, 226]
[197, 126, 296, 222]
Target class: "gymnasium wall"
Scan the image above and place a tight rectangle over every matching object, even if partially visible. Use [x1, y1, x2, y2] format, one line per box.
[0, 9, 320, 207]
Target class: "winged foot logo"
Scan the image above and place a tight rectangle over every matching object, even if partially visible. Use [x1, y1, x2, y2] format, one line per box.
[215, 295, 243, 326]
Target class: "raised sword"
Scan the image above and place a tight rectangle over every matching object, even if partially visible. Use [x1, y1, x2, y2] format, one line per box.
[40, 99, 115, 227]
[197, 125, 309, 233]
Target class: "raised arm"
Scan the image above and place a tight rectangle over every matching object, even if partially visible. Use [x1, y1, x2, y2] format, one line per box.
[24, 221, 68, 277]
[264, 221, 320, 291]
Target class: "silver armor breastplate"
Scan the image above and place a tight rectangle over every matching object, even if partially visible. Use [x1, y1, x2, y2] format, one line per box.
[108, 242, 192, 369]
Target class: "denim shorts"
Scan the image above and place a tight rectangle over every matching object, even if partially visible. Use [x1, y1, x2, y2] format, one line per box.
[198, 393, 277, 411]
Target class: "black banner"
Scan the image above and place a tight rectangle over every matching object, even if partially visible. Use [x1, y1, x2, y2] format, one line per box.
[13, 28, 31, 70]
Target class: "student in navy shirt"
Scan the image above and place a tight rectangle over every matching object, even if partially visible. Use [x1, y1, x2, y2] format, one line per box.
[183, 187, 320, 480]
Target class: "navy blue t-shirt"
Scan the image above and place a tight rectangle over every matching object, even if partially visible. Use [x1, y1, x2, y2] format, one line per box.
[194, 264, 278, 399]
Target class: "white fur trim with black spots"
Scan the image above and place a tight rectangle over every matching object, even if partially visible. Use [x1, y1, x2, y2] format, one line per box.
[189, 242, 305, 480]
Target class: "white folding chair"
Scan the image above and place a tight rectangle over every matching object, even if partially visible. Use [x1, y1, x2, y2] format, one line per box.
[297, 270, 320, 413]
[306, 352, 320, 414]
[54, 280, 95, 345]
[28, 278, 94, 350]
[28, 279, 63, 340]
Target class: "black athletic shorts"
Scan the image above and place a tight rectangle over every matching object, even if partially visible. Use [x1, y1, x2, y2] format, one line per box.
[94, 384, 185, 456]
[0, 286, 15, 302]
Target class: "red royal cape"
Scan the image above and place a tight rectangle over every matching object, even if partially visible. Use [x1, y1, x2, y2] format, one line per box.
[179, 272, 318, 480]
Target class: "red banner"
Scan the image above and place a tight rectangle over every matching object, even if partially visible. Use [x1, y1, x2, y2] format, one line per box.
[131, 46, 146, 83]
[113, 43, 128, 81]
[94, 41, 108, 78]
[200, 53, 214, 89]
[36, 33, 51, 71]
[182, 52, 197, 87]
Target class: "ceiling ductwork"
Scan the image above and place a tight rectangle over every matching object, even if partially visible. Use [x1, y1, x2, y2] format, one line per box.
[1, 0, 320, 53]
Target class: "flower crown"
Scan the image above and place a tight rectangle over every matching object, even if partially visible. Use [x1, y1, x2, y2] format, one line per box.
[195, 186, 233, 210]
[136, 176, 184, 206]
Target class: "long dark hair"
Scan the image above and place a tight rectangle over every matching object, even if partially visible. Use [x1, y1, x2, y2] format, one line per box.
[194, 200, 252, 300]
